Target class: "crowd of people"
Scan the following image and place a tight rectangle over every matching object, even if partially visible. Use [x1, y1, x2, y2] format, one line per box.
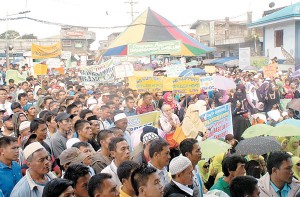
[0, 62, 300, 197]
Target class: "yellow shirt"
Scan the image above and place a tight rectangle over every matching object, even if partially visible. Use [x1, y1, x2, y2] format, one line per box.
[120, 186, 132, 197]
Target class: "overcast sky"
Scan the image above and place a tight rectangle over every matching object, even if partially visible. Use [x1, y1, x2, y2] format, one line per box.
[0, 0, 298, 49]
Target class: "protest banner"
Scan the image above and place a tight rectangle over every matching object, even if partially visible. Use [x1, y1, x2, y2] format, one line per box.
[199, 103, 233, 139]
[200, 76, 214, 91]
[31, 42, 61, 59]
[114, 62, 134, 78]
[204, 66, 216, 74]
[33, 64, 48, 76]
[128, 111, 161, 148]
[5, 70, 26, 84]
[263, 63, 277, 78]
[280, 99, 292, 111]
[128, 40, 181, 56]
[166, 64, 186, 77]
[172, 77, 201, 94]
[78, 67, 114, 83]
[136, 77, 163, 93]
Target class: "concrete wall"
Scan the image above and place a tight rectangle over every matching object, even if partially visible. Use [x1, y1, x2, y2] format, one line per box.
[264, 21, 295, 59]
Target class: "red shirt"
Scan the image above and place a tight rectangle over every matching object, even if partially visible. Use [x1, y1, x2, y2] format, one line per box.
[136, 104, 154, 114]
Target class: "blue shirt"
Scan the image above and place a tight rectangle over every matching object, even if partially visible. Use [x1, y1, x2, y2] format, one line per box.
[124, 107, 137, 117]
[0, 161, 22, 197]
[270, 181, 291, 197]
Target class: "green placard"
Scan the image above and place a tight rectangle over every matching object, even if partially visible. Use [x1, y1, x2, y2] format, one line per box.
[128, 40, 181, 56]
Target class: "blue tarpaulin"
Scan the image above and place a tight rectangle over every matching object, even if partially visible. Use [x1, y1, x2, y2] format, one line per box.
[209, 57, 238, 64]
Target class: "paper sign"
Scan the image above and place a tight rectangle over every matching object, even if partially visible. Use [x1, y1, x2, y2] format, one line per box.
[199, 103, 233, 139]
[5, 70, 26, 84]
[172, 77, 201, 94]
[34, 64, 48, 76]
[200, 76, 214, 91]
[114, 63, 134, 78]
[263, 63, 277, 78]
[166, 64, 186, 77]
[136, 77, 163, 93]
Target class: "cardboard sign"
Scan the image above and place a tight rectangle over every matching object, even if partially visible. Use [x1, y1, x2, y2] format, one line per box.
[136, 77, 163, 93]
[263, 63, 277, 78]
[172, 77, 201, 94]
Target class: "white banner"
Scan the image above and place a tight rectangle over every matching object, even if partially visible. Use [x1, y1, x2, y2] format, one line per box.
[114, 63, 134, 78]
[239, 47, 250, 70]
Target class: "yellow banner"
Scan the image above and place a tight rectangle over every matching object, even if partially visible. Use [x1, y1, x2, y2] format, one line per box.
[31, 42, 62, 59]
[127, 111, 161, 132]
[136, 77, 163, 93]
[173, 76, 201, 94]
[33, 64, 48, 76]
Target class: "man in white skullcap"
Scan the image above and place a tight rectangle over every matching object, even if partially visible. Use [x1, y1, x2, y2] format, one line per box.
[132, 132, 159, 165]
[10, 142, 56, 197]
[114, 112, 132, 152]
[163, 155, 194, 197]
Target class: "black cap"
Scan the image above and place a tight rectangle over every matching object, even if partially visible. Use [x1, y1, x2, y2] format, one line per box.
[87, 115, 98, 121]
[55, 112, 71, 122]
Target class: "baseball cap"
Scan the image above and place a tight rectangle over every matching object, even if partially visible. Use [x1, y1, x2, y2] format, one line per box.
[21, 133, 37, 149]
[3, 114, 12, 123]
[55, 112, 71, 122]
[59, 147, 86, 166]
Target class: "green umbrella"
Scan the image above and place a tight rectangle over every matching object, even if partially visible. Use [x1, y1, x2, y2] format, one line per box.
[199, 139, 231, 159]
[242, 124, 273, 138]
[269, 125, 300, 137]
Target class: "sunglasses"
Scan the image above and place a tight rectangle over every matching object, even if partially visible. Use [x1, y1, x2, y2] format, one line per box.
[203, 165, 209, 168]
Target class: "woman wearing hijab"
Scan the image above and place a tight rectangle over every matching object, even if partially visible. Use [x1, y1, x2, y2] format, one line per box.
[198, 160, 216, 190]
[257, 81, 269, 102]
[178, 96, 194, 122]
[163, 92, 179, 114]
[277, 137, 288, 151]
[214, 92, 223, 107]
[246, 85, 259, 114]
[12, 112, 28, 137]
[287, 137, 300, 157]
[232, 100, 249, 141]
[265, 83, 280, 113]
[292, 156, 300, 180]
[232, 88, 245, 109]
[182, 104, 207, 139]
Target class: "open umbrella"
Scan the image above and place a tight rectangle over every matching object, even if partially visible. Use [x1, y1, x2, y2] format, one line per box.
[276, 119, 300, 128]
[199, 139, 231, 159]
[213, 76, 236, 90]
[179, 68, 206, 77]
[242, 124, 273, 138]
[287, 99, 300, 111]
[235, 136, 281, 155]
[268, 124, 300, 137]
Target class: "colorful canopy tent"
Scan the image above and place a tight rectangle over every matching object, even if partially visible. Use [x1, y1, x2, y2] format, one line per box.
[103, 8, 213, 57]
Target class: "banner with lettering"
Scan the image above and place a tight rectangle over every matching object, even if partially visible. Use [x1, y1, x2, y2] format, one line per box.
[31, 42, 61, 59]
[128, 40, 181, 56]
[199, 103, 233, 139]
[172, 77, 201, 94]
[200, 76, 214, 91]
[263, 63, 277, 78]
[114, 63, 134, 78]
[136, 77, 163, 93]
[78, 67, 114, 83]
[5, 70, 27, 84]
[166, 64, 186, 77]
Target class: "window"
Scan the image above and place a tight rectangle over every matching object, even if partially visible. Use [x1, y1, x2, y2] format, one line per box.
[62, 40, 72, 47]
[74, 40, 84, 48]
[274, 30, 283, 47]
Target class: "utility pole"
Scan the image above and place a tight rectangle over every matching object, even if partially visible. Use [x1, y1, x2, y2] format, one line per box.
[125, 0, 138, 22]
